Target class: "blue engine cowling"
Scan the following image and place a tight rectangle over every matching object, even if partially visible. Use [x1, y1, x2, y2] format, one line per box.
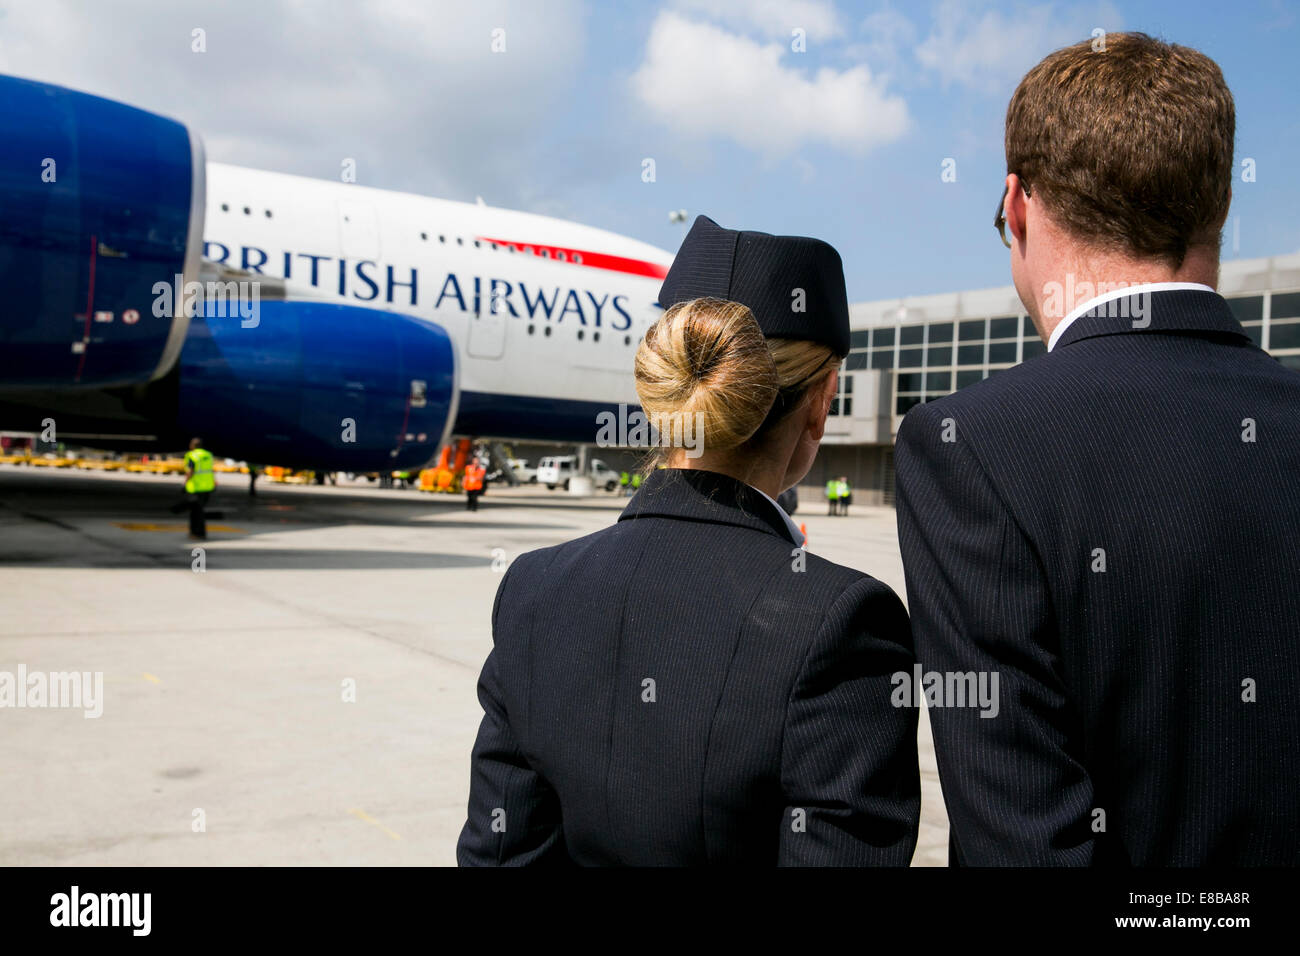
[0, 75, 203, 388]
[176, 300, 456, 472]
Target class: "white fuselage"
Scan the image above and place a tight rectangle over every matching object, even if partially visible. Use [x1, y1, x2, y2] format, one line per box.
[201, 163, 673, 416]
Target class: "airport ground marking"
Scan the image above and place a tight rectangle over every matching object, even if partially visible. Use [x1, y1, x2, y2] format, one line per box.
[113, 522, 245, 533]
[348, 807, 402, 841]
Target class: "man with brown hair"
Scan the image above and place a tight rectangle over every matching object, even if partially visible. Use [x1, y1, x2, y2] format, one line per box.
[896, 33, 1300, 865]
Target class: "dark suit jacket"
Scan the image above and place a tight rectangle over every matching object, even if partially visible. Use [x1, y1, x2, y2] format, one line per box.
[458, 468, 919, 866]
[896, 288, 1300, 866]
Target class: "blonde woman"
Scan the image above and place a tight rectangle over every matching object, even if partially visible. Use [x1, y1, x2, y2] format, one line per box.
[458, 217, 918, 866]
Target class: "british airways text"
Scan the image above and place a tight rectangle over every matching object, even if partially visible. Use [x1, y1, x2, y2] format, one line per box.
[205, 242, 636, 330]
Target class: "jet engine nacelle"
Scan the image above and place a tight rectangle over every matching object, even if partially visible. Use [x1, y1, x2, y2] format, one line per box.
[176, 300, 456, 472]
[0, 75, 203, 388]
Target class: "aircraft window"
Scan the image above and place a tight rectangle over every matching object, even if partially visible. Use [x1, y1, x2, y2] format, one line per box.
[265, 209, 272, 218]
[420, 232, 428, 240]
[528, 324, 535, 335]
[624, 335, 631, 346]
[573, 254, 583, 264]
[557, 251, 567, 261]
[243, 206, 251, 215]
[491, 242, 498, 250]
[474, 240, 481, 248]
[541, 249, 550, 258]
[577, 329, 584, 340]
[523, 246, 533, 255]
[544, 326, 552, 337]
[593, 331, 600, 342]
[439, 235, 446, 243]
[220, 203, 229, 212]
[507, 245, 516, 253]
[457, 237, 463, 245]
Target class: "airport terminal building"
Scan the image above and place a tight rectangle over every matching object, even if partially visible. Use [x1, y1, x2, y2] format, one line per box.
[810, 252, 1300, 505]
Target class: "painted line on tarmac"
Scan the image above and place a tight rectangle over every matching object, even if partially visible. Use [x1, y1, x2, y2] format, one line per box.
[348, 807, 402, 841]
[114, 522, 245, 533]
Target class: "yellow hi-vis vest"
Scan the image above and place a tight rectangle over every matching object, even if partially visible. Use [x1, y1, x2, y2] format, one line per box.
[185, 448, 216, 494]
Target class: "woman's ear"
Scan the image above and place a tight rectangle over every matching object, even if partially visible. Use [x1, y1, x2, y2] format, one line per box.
[806, 367, 839, 442]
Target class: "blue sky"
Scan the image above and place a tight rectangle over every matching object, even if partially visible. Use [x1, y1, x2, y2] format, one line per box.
[558, 0, 1300, 301]
[2, 0, 1296, 301]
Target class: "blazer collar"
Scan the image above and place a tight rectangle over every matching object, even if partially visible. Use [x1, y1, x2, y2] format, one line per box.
[618, 468, 798, 544]
[1053, 288, 1252, 351]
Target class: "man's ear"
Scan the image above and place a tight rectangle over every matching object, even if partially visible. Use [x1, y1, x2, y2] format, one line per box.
[1006, 172, 1029, 244]
[807, 367, 839, 442]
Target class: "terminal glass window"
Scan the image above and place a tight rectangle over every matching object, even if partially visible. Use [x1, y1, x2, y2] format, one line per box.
[1022, 339, 1047, 360]
[899, 347, 924, 368]
[846, 352, 869, 371]
[927, 345, 952, 366]
[959, 319, 986, 341]
[896, 395, 923, 416]
[1270, 321, 1300, 349]
[1272, 292, 1300, 320]
[871, 349, 894, 370]
[1244, 323, 1263, 346]
[926, 370, 952, 391]
[901, 325, 925, 346]
[928, 322, 953, 343]
[956, 369, 984, 389]
[1228, 295, 1264, 323]
[989, 341, 1018, 364]
[957, 344, 984, 366]
[989, 316, 1019, 339]
[874, 327, 895, 348]
[850, 330, 871, 350]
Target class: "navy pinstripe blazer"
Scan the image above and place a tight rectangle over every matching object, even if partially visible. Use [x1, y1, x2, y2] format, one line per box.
[896, 289, 1300, 866]
[458, 468, 919, 866]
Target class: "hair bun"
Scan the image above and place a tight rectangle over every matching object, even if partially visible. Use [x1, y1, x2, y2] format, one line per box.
[634, 298, 779, 454]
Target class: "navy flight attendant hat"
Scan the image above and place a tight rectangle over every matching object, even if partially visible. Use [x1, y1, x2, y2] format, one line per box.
[658, 215, 851, 357]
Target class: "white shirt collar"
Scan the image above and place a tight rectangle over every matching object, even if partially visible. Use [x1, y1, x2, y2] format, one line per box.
[1046, 282, 1216, 352]
[749, 484, 805, 547]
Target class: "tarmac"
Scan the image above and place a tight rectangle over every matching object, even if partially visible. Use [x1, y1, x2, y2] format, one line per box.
[0, 465, 948, 866]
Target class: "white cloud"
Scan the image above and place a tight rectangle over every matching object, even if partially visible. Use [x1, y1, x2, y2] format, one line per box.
[855, 6, 919, 73]
[671, 0, 843, 41]
[916, 1, 1122, 92]
[631, 12, 908, 156]
[0, 0, 587, 208]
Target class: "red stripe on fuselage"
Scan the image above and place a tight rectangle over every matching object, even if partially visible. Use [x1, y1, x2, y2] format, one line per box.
[475, 236, 669, 280]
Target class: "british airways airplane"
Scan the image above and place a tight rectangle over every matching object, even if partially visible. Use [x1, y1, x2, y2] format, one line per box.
[0, 75, 673, 473]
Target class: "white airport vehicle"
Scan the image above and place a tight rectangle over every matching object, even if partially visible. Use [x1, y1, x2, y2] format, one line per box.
[536, 455, 620, 492]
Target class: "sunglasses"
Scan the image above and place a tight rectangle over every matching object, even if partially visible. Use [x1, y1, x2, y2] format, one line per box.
[994, 181, 1033, 249]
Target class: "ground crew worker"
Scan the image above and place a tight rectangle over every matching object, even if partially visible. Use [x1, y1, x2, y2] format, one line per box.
[463, 458, 486, 511]
[183, 437, 216, 539]
[838, 476, 852, 517]
[619, 470, 631, 497]
[825, 476, 840, 516]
